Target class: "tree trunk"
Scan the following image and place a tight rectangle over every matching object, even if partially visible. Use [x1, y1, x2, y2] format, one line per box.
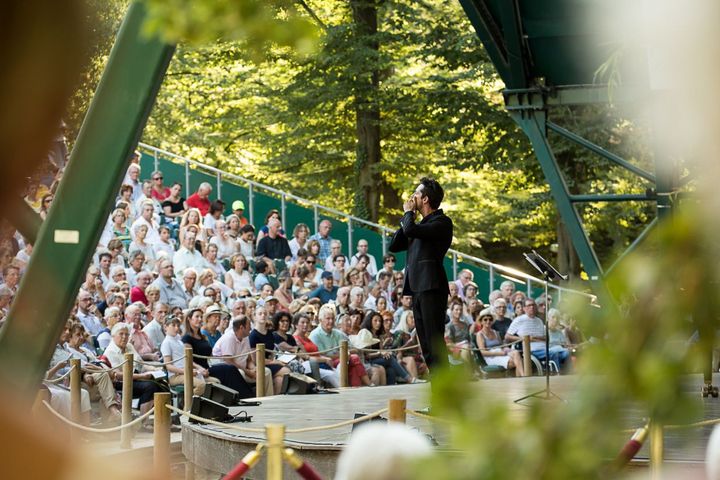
[556, 218, 580, 280]
[350, 0, 381, 222]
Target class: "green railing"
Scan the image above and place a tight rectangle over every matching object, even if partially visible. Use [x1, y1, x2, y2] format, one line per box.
[138, 143, 593, 304]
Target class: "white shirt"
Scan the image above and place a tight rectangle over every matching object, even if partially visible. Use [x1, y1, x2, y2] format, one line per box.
[143, 320, 166, 350]
[507, 314, 546, 350]
[153, 240, 175, 262]
[77, 310, 102, 337]
[350, 252, 378, 276]
[160, 334, 186, 378]
[173, 247, 205, 277]
[130, 216, 161, 245]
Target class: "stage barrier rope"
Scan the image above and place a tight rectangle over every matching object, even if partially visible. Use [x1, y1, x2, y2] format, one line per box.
[45, 365, 76, 384]
[42, 401, 154, 433]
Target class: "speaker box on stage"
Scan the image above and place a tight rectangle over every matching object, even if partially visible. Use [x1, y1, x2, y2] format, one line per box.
[190, 396, 229, 423]
[280, 372, 318, 395]
[203, 383, 240, 406]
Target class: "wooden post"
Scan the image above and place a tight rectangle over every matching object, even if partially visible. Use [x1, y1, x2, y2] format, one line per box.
[184, 463, 195, 480]
[266, 424, 285, 480]
[388, 398, 407, 423]
[650, 421, 663, 479]
[69, 359, 82, 424]
[33, 389, 50, 419]
[154, 392, 172, 480]
[522, 336, 532, 376]
[256, 344, 266, 398]
[120, 352, 134, 449]
[339, 340, 349, 387]
[184, 345, 194, 411]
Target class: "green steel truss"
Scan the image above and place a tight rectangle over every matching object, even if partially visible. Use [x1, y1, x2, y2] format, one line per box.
[0, 2, 175, 395]
[458, 0, 675, 301]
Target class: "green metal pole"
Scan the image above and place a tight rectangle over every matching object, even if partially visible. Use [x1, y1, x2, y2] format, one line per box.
[0, 2, 175, 396]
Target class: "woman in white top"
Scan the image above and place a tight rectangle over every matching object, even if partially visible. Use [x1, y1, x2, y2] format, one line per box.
[225, 254, 254, 293]
[129, 223, 157, 269]
[161, 317, 219, 395]
[209, 220, 237, 260]
[288, 223, 310, 261]
[179, 208, 206, 246]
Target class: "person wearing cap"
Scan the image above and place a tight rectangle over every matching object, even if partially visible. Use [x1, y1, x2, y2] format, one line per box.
[201, 305, 224, 348]
[476, 307, 525, 376]
[260, 295, 280, 318]
[308, 271, 338, 304]
[231, 200, 248, 226]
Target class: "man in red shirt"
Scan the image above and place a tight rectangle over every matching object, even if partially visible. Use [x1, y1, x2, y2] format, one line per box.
[186, 182, 213, 216]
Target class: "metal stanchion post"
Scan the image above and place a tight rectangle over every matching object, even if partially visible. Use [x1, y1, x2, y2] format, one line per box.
[650, 421, 664, 479]
[388, 399, 407, 423]
[339, 340, 349, 388]
[120, 352, 134, 449]
[522, 336, 532, 377]
[69, 359, 82, 424]
[154, 392, 172, 480]
[256, 344, 266, 398]
[184, 346, 194, 410]
[266, 424, 285, 480]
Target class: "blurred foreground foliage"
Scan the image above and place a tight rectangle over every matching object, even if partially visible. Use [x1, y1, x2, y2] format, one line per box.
[417, 205, 712, 479]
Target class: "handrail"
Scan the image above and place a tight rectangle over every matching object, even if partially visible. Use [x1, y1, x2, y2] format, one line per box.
[138, 143, 594, 300]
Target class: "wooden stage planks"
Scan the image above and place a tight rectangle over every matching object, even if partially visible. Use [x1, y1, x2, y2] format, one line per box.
[182, 374, 720, 478]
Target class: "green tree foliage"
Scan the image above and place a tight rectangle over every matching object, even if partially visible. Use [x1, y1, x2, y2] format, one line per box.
[73, 0, 656, 279]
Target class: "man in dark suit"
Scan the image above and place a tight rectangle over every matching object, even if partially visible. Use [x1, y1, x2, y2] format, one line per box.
[389, 177, 453, 370]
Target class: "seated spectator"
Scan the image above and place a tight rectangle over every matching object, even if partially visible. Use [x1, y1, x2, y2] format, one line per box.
[150, 170, 171, 201]
[212, 315, 272, 397]
[198, 268, 233, 304]
[201, 305, 223, 348]
[345, 268, 365, 289]
[393, 294, 413, 329]
[130, 271, 153, 305]
[253, 260, 270, 291]
[65, 323, 121, 421]
[80, 265, 105, 303]
[203, 200, 226, 238]
[174, 231, 204, 277]
[76, 289, 102, 338]
[444, 299, 474, 367]
[104, 322, 166, 429]
[349, 286, 365, 312]
[288, 223, 310, 261]
[309, 304, 373, 387]
[335, 286, 351, 316]
[351, 255, 372, 287]
[256, 217, 291, 274]
[504, 298, 566, 370]
[464, 281, 479, 301]
[143, 302, 168, 350]
[350, 239, 378, 277]
[225, 254, 254, 293]
[363, 281, 383, 311]
[248, 306, 291, 394]
[324, 240, 349, 271]
[107, 239, 127, 268]
[126, 303, 160, 361]
[178, 208, 205, 247]
[162, 316, 219, 395]
[226, 214, 242, 239]
[209, 220, 236, 260]
[161, 182, 187, 228]
[124, 250, 146, 287]
[202, 243, 226, 279]
[130, 201, 161, 246]
[181, 268, 199, 300]
[391, 310, 427, 377]
[153, 226, 175, 262]
[237, 224, 255, 260]
[134, 180, 163, 223]
[186, 182, 213, 217]
[308, 271, 338, 304]
[231, 200, 249, 226]
[375, 254, 397, 282]
[490, 298, 513, 340]
[182, 307, 254, 396]
[145, 284, 161, 312]
[330, 254, 348, 286]
[359, 311, 417, 384]
[475, 308, 524, 376]
[151, 259, 188, 309]
[274, 270, 293, 312]
[547, 308, 572, 368]
[97, 306, 122, 350]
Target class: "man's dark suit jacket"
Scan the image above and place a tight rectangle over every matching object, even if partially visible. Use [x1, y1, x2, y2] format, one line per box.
[389, 209, 453, 296]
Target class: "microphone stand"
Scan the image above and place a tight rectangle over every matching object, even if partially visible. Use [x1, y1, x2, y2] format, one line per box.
[514, 250, 567, 404]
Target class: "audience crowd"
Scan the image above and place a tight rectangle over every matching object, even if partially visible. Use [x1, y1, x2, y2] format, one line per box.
[3, 151, 584, 427]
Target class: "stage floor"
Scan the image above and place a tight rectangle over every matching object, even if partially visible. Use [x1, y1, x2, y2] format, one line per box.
[182, 374, 719, 478]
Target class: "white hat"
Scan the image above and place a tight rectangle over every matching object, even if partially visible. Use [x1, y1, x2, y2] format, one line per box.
[349, 329, 380, 350]
[203, 304, 223, 320]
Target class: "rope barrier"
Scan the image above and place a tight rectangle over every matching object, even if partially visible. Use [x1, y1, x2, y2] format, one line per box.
[469, 339, 522, 352]
[134, 355, 186, 367]
[192, 350, 257, 360]
[165, 404, 389, 435]
[404, 408, 453, 424]
[45, 365, 76, 384]
[80, 359, 129, 374]
[42, 401, 155, 433]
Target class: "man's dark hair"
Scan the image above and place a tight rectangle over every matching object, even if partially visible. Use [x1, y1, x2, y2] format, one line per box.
[419, 177, 444, 209]
[232, 316, 249, 331]
[209, 200, 225, 215]
[357, 254, 369, 263]
[240, 224, 255, 234]
[98, 252, 112, 262]
[378, 271, 392, 281]
[333, 254, 345, 262]
[383, 253, 396, 263]
[255, 260, 268, 274]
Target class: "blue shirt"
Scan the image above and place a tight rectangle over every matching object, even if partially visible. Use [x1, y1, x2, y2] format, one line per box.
[308, 285, 338, 304]
[308, 326, 347, 356]
[309, 233, 333, 264]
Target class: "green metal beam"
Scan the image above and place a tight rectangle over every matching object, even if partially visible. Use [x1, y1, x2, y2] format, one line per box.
[497, 0, 528, 88]
[605, 217, 658, 276]
[0, 2, 175, 396]
[547, 121, 656, 184]
[505, 85, 651, 108]
[569, 194, 655, 203]
[509, 109, 608, 293]
[5, 196, 42, 244]
[457, 0, 512, 83]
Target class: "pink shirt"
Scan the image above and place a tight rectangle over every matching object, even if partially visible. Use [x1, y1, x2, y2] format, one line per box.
[213, 330, 250, 369]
